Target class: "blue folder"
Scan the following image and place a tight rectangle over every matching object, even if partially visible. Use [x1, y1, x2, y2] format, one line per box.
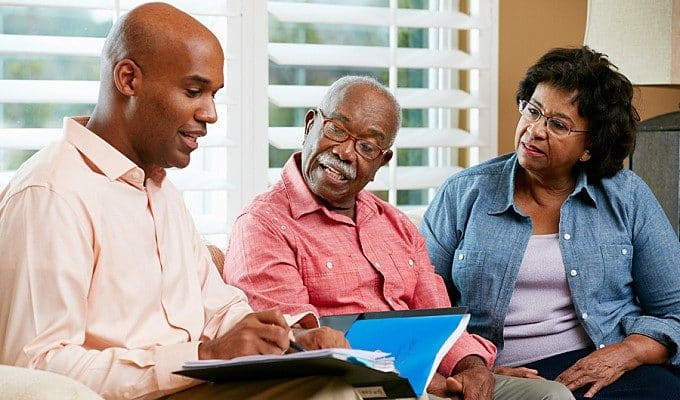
[320, 307, 470, 397]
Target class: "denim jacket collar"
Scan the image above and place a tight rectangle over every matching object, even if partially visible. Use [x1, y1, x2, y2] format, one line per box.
[488, 153, 597, 216]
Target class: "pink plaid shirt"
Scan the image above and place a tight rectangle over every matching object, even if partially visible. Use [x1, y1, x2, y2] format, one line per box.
[225, 153, 496, 375]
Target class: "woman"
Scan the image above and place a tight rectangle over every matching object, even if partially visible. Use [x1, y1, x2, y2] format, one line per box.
[421, 46, 680, 399]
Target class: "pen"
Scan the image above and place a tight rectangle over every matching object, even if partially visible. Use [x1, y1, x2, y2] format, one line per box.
[289, 340, 307, 352]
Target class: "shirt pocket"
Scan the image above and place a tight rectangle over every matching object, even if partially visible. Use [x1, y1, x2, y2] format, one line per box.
[451, 249, 495, 314]
[388, 253, 419, 301]
[301, 255, 373, 307]
[598, 244, 634, 301]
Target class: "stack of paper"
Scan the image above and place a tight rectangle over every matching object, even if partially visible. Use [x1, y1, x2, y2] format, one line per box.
[182, 348, 396, 373]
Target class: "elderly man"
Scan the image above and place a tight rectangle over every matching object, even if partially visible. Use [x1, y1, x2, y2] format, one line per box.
[225, 76, 574, 400]
[0, 3, 354, 400]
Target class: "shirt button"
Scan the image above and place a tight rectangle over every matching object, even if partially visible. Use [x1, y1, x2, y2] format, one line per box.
[563, 233, 571, 240]
[599, 344, 606, 349]
[458, 254, 465, 261]
[375, 262, 381, 269]
[407, 259, 414, 267]
[325, 261, 333, 269]
[570, 269, 578, 277]
[621, 248, 628, 255]
[581, 312, 588, 320]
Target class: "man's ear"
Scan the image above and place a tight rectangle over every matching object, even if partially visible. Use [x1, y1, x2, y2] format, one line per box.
[113, 59, 141, 97]
[369, 149, 393, 181]
[304, 109, 316, 138]
[379, 149, 393, 167]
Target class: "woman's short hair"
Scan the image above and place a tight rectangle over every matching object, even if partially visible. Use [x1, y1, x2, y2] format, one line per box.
[516, 46, 639, 179]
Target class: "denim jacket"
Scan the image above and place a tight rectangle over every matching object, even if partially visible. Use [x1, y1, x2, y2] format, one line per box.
[421, 153, 680, 365]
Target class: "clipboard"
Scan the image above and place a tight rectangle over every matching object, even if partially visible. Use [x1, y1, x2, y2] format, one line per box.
[175, 307, 469, 399]
[175, 354, 414, 399]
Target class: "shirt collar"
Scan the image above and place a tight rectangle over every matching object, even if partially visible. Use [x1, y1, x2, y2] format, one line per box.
[64, 117, 166, 188]
[488, 153, 597, 216]
[282, 152, 383, 221]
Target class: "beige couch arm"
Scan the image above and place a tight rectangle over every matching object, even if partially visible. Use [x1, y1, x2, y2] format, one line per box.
[0, 365, 102, 400]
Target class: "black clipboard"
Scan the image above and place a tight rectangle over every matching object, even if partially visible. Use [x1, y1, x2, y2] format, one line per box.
[174, 355, 414, 399]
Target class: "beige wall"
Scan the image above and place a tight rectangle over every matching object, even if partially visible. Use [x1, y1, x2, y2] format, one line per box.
[498, 0, 680, 155]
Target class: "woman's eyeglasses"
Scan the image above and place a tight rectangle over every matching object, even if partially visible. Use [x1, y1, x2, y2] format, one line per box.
[518, 100, 588, 137]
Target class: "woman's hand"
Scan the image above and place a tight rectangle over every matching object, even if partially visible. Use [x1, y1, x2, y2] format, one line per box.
[556, 334, 670, 397]
[493, 366, 544, 379]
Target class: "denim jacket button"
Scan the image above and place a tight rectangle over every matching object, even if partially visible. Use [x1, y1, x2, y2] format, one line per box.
[570, 269, 578, 277]
[563, 233, 572, 240]
[599, 344, 606, 349]
[621, 248, 628, 255]
[582, 312, 588, 320]
[458, 253, 465, 261]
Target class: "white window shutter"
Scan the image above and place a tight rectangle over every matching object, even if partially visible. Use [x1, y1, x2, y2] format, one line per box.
[266, 0, 499, 207]
[0, 0, 249, 244]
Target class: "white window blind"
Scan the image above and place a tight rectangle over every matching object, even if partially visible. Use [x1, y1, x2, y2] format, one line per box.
[0, 0, 258, 245]
[266, 0, 498, 207]
[1, 0, 498, 242]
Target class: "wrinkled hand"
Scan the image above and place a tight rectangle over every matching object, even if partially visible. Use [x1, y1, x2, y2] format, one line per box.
[198, 309, 290, 360]
[427, 372, 461, 399]
[446, 355, 494, 400]
[493, 366, 544, 379]
[555, 343, 635, 398]
[294, 326, 350, 350]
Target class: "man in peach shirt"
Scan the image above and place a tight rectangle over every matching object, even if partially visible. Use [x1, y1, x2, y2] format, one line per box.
[0, 3, 353, 400]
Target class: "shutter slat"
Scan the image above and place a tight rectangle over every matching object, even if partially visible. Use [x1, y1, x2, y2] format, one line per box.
[0, 129, 234, 149]
[269, 126, 484, 150]
[168, 169, 233, 191]
[269, 85, 484, 109]
[0, 80, 229, 104]
[0, 34, 104, 57]
[0, 129, 62, 150]
[0, 80, 99, 103]
[193, 215, 229, 236]
[268, 2, 482, 29]
[0, 0, 112, 8]
[0, 1, 230, 15]
[269, 43, 482, 69]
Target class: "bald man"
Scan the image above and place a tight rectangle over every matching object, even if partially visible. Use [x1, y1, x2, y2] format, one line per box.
[0, 3, 356, 400]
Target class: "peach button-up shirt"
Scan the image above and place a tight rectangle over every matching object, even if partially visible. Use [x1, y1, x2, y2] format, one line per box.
[0, 118, 255, 399]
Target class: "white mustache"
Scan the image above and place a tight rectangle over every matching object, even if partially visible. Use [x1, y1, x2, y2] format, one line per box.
[317, 152, 357, 180]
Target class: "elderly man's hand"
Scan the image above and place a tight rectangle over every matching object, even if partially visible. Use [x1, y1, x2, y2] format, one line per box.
[294, 326, 350, 350]
[427, 372, 461, 399]
[445, 355, 494, 400]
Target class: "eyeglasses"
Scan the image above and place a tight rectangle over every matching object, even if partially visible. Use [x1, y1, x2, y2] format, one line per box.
[518, 100, 588, 137]
[315, 108, 388, 160]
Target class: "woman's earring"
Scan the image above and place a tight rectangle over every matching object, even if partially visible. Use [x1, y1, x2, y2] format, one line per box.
[579, 150, 591, 162]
